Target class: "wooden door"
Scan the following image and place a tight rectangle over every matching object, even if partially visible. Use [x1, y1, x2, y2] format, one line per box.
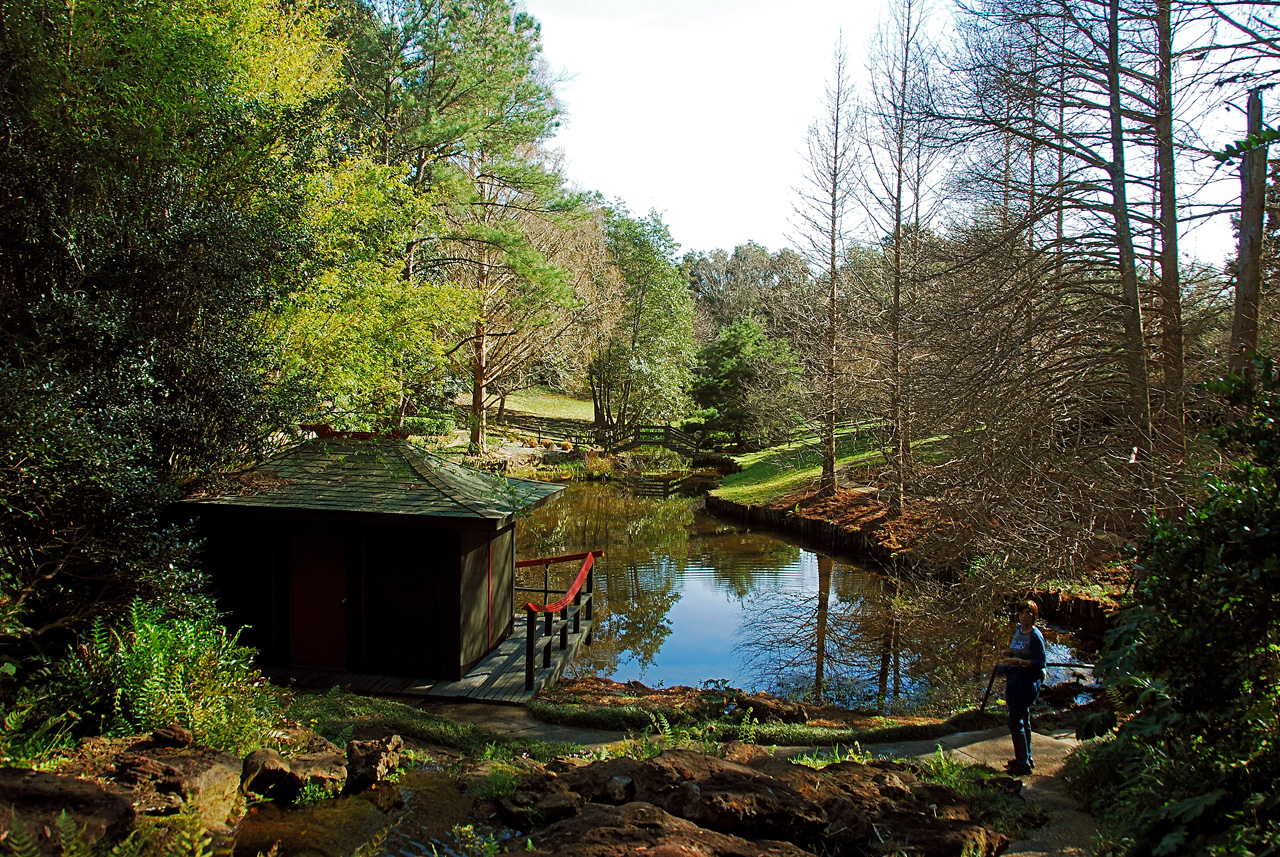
[290, 526, 347, 668]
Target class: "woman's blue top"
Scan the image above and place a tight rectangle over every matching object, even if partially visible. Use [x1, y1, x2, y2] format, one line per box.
[1003, 625, 1046, 704]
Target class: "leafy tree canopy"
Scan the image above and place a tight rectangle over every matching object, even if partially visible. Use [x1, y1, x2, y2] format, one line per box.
[0, 0, 337, 652]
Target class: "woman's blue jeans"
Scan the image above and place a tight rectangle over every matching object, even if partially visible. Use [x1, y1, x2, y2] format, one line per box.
[1007, 696, 1034, 766]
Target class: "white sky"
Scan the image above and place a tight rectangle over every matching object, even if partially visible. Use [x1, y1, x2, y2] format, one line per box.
[522, 0, 882, 257]
[522, 0, 1242, 265]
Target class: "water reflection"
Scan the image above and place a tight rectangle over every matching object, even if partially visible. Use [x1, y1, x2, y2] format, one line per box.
[515, 481, 1089, 712]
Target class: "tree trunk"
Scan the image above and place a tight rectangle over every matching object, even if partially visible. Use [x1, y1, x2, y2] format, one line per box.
[469, 318, 488, 454]
[1154, 0, 1183, 453]
[1107, 0, 1152, 456]
[1232, 88, 1267, 380]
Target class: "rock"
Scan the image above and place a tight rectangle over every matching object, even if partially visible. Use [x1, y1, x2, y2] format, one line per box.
[242, 748, 295, 801]
[605, 775, 634, 803]
[0, 768, 135, 856]
[241, 748, 346, 804]
[735, 692, 809, 724]
[114, 745, 243, 831]
[721, 741, 772, 764]
[558, 749, 830, 850]
[523, 801, 816, 857]
[150, 724, 194, 748]
[346, 735, 403, 791]
[286, 751, 348, 800]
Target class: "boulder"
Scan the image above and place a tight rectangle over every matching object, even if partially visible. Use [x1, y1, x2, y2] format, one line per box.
[516, 749, 1010, 857]
[112, 745, 243, 831]
[346, 735, 403, 791]
[523, 801, 816, 857]
[0, 768, 134, 856]
[734, 692, 809, 724]
[241, 748, 346, 804]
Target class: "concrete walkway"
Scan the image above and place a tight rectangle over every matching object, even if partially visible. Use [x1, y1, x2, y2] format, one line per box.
[857, 726, 1097, 857]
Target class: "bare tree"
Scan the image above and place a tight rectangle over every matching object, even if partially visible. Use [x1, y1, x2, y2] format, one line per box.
[852, 0, 946, 514]
[791, 36, 859, 498]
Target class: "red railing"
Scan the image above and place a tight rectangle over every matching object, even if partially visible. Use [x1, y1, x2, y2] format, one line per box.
[516, 550, 603, 690]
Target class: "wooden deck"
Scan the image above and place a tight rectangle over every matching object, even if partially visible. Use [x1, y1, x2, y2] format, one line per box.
[264, 611, 592, 705]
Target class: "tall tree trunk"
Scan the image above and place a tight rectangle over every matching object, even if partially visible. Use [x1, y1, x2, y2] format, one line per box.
[1155, 0, 1184, 453]
[1232, 88, 1267, 380]
[470, 310, 488, 454]
[1107, 0, 1152, 456]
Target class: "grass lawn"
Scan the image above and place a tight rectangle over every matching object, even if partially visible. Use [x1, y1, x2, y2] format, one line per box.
[501, 387, 594, 422]
[714, 425, 948, 507]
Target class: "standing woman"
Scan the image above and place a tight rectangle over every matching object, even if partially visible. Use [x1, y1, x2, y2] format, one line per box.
[1000, 599, 1046, 775]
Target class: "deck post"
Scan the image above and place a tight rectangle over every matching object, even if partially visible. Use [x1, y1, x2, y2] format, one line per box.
[560, 606, 569, 650]
[525, 608, 536, 690]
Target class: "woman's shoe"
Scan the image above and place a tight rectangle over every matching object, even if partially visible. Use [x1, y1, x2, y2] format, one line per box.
[1006, 761, 1033, 776]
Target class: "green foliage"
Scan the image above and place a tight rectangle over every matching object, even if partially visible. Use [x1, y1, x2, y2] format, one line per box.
[59, 602, 278, 755]
[280, 157, 470, 427]
[917, 748, 1045, 837]
[588, 205, 695, 429]
[789, 744, 873, 769]
[439, 824, 503, 857]
[1212, 125, 1280, 164]
[294, 781, 333, 807]
[0, 0, 335, 658]
[685, 317, 804, 450]
[1085, 357, 1280, 855]
[473, 765, 522, 800]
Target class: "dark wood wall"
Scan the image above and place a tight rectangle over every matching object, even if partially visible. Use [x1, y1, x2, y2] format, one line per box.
[195, 508, 513, 679]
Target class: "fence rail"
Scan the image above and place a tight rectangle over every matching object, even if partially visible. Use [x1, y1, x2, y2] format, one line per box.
[515, 550, 603, 690]
[979, 660, 1096, 712]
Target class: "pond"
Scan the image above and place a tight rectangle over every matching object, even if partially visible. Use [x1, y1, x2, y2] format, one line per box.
[515, 481, 1093, 713]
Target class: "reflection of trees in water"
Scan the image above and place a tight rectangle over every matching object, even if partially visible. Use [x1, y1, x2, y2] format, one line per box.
[516, 483, 1024, 703]
[738, 561, 998, 713]
[568, 560, 681, 678]
[517, 484, 691, 677]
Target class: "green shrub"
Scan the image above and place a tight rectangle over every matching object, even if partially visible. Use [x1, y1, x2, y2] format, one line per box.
[917, 748, 1045, 837]
[60, 601, 277, 754]
[1086, 358, 1280, 855]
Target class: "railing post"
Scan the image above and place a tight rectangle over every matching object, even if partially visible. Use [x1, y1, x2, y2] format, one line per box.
[572, 590, 581, 634]
[585, 566, 594, 645]
[525, 607, 536, 690]
[560, 606, 568, 650]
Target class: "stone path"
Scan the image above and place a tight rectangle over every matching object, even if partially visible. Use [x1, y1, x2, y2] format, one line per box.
[421, 702, 1097, 856]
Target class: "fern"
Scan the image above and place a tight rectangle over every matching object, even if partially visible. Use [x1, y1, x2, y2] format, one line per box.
[2, 812, 40, 857]
[162, 803, 214, 857]
[54, 810, 93, 857]
[648, 711, 673, 744]
[104, 833, 145, 857]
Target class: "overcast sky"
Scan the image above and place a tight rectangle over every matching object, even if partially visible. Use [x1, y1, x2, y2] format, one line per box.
[521, 0, 1240, 265]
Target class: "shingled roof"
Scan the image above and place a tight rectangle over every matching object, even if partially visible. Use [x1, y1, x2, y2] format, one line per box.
[186, 438, 564, 527]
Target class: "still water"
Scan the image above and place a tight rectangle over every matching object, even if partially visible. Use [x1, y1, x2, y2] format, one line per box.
[515, 481, 1091, 713]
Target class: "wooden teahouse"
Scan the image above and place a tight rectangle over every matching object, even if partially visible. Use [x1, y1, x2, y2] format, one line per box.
[185, 436, 564, 680]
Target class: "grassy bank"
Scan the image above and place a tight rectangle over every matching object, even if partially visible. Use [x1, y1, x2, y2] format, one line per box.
[711, 423, 885, 505]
